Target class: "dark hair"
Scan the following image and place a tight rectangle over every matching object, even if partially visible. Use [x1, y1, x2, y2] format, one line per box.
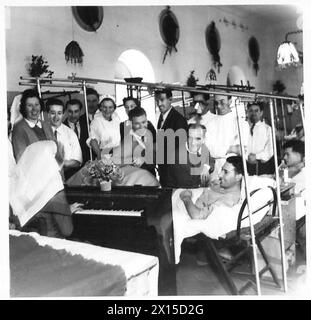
[226, 156, 244, 175]
[193, 92, 210, 102]
[86, 87, 99, 99]
[123, 96, 140, 108]
[213, 94, 231, 108]
[128, 107, 146, 121]
[19, 89, 43, 118]
[100, 97, 116, 110]
[247, 101, 264, 111]
[188, 123, 207, 131]
[155, 88, 172, 99]
[66, 99, 83, 110]
[46, 98, 65, 112]
[283, 139, 305, 158]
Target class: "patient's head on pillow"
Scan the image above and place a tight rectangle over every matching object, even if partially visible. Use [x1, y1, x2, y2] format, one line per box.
[219, 156, 244, 189]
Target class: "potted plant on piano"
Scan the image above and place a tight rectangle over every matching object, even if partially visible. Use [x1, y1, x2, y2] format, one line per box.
[84, 158, 123, 191]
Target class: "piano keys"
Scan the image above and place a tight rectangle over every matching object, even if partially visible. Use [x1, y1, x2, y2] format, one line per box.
[65, 185, 176, 295]
[74, 209, 143, 217]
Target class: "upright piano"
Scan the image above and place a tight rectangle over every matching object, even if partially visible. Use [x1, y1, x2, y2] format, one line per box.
[65, 185, 176, 295]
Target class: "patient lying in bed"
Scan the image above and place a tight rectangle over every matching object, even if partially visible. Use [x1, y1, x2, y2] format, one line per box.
[173, 156, 275, 264]
[180, 156, 245, 219]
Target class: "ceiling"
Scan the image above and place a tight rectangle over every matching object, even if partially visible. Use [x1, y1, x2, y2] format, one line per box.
[217, 5, 300, 24]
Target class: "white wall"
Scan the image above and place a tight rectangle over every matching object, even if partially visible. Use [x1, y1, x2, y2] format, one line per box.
[6, 5, 302, 100]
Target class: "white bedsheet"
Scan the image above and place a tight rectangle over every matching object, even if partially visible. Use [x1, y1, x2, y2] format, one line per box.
[10, 230, 159, 296]
[172, 176, 276, 264]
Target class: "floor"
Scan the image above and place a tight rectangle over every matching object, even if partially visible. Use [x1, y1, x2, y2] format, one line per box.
[175, 239, 307, 296]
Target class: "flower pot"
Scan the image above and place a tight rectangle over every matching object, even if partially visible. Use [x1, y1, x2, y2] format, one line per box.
[100, 180, 112, 192]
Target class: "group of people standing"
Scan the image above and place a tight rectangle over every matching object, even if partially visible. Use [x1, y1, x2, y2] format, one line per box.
[8, 85, 305, 239]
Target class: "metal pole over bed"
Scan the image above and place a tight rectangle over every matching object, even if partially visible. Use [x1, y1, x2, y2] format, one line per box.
[82, 80, 93, 161]
[269, 99, 288, 292]
[19, 75, 302, 295]
[234, 98, 262, 295]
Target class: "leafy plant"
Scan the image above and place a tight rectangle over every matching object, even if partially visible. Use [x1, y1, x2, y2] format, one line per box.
[272, 80, 286, 93]
[28, 55, 54, 78]
[186, 70, 199, 87]
[84, 159, 123, 182]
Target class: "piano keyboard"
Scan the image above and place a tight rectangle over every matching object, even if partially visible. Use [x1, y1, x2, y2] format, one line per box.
[74, 209, 143, 217]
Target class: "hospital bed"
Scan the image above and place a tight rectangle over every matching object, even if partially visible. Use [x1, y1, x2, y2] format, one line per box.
[10, 230, 159, 297]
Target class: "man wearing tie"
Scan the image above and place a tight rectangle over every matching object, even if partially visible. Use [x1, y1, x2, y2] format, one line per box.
[155, 88, 188, 186]
[64, 99, 90, 165]
[246, 102, 274, 175]
[47, 98, 82, 181]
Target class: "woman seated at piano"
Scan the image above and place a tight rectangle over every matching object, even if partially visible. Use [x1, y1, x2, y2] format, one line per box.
[87, 97, 121, 159]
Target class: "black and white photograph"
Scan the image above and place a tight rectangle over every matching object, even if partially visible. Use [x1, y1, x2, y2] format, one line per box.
[1, 0, 309, 300]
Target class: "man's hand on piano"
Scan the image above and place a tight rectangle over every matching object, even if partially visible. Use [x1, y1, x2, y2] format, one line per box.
[70, 202, 84, 214]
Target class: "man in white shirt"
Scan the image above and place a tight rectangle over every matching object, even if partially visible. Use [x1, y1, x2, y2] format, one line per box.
[64, 99, 91, 165]
[247, 102, 274, 175]
[46, 98, 82, 180]
[283, 139, 305, 195]
[205, 94, 249, 183]
[188, 92, 216, 127]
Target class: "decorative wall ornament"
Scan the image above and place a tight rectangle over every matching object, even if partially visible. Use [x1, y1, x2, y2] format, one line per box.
[159, 6, 179, 64]
[248, 36, 260, 75]
[205, 21, 222, 73]
[206, 68, 217, 85]
[65, 9, 85, 65]
[219, 17, 248, 31]
[65, 41, 84, 65]
[72, 6, 104, 32]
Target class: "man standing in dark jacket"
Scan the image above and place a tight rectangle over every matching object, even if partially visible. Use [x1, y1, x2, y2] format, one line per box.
[155, 89, 188, 186]
[64, 99, 90, 165]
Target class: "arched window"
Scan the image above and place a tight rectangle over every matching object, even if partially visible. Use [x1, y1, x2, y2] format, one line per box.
[114, 49, 156, 126]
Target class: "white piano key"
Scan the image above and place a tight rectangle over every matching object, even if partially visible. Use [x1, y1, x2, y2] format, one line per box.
[74, 209, 143, 217]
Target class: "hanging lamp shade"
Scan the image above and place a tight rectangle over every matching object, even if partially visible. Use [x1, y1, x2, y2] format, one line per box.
[277, 41, 300, 69]
[64, 40, 84, 65]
